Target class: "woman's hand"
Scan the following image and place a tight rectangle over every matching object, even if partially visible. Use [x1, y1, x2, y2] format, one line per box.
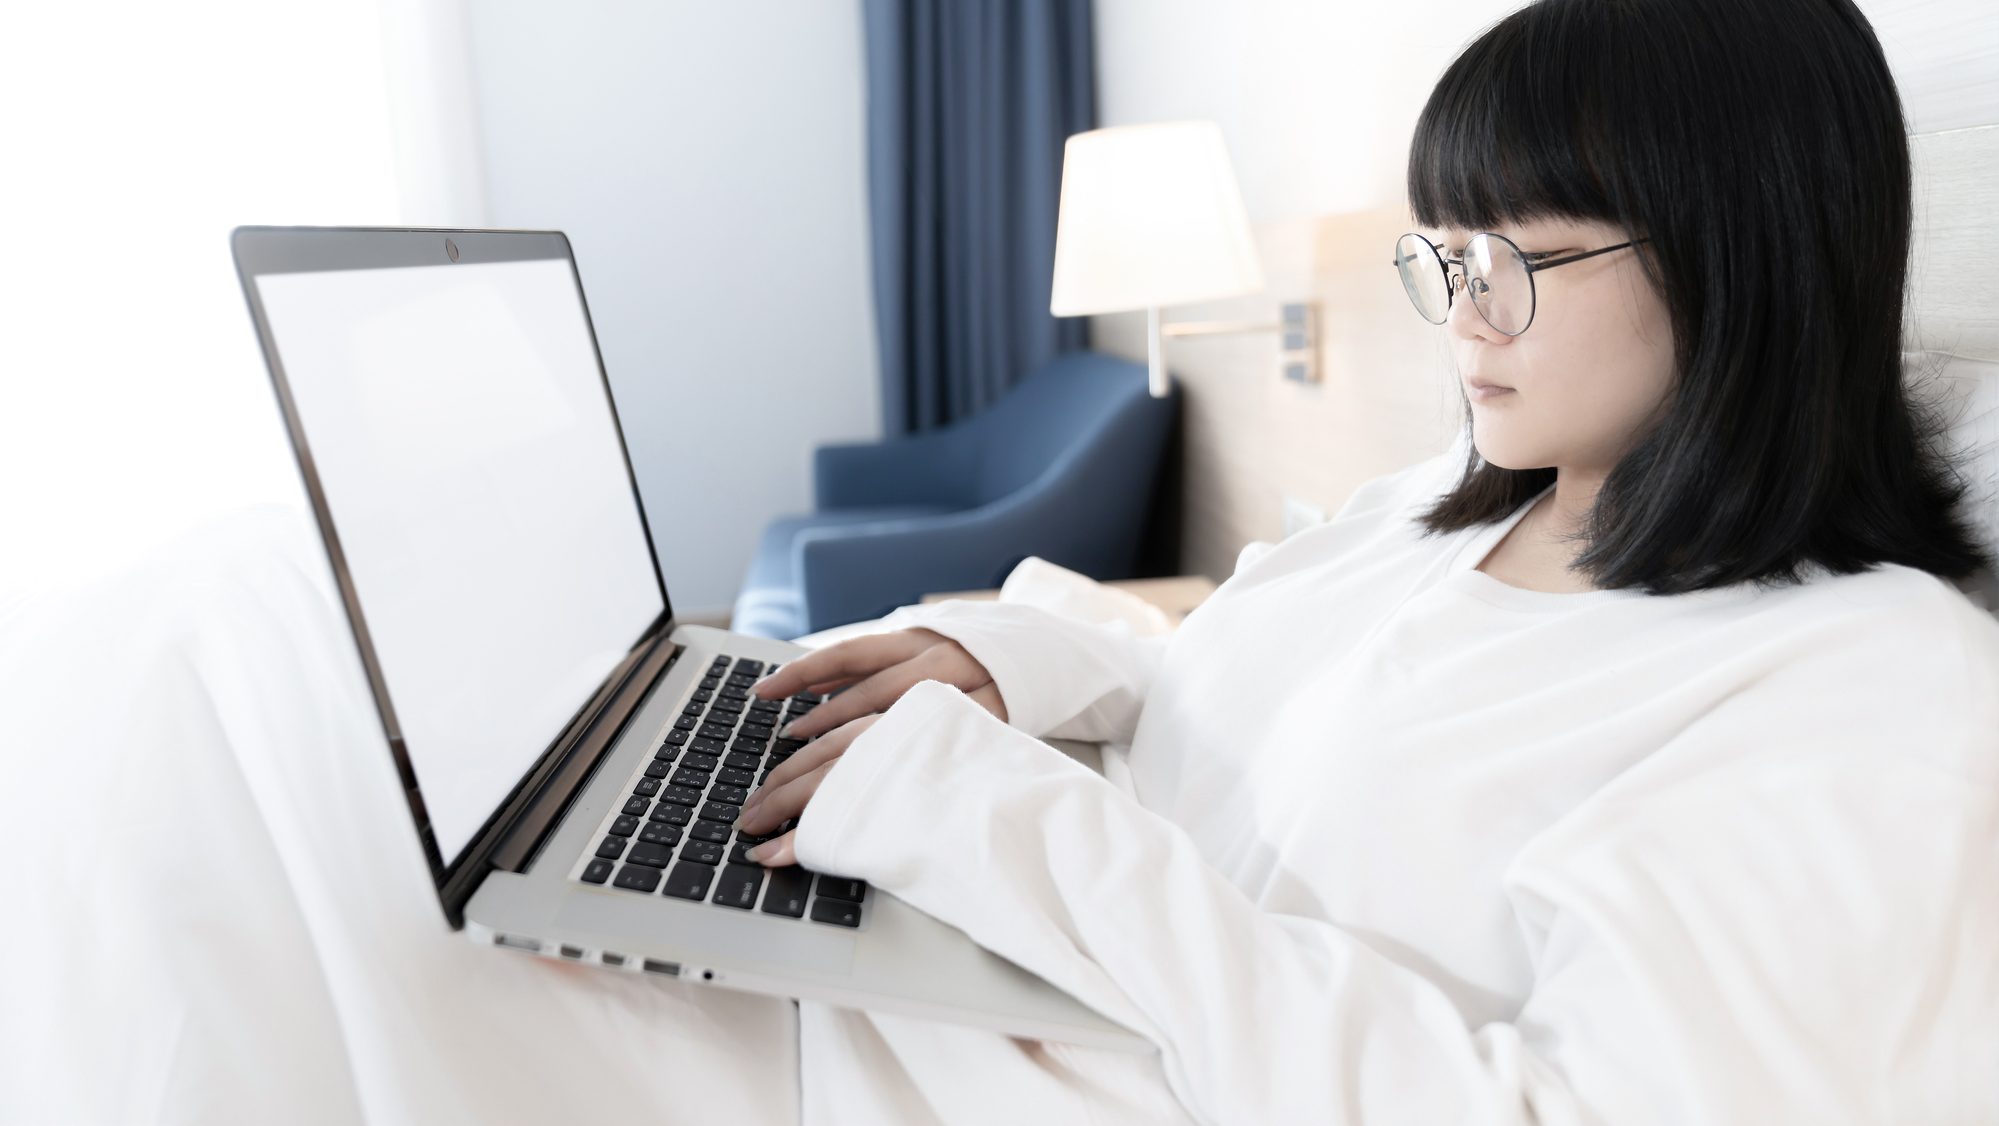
[739, 635, 1009, 866]
[751, 627, 1007, 740]
[735, 712, 882, 867]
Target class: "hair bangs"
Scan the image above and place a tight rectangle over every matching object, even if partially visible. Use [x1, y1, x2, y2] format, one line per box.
[1406, 8, 1624, 235]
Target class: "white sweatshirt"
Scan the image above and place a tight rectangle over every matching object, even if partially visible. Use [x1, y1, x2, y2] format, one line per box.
[787, 447, 1999, 1126]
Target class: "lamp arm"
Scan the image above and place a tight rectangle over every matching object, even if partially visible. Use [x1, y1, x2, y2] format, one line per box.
[1159, 319, 1285, 337]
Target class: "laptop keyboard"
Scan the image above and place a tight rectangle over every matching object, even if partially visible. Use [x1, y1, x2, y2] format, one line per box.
[569, 652, 869, 929]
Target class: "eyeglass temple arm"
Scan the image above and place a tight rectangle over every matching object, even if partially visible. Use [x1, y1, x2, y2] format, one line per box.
[1525, 236, 1651, 273]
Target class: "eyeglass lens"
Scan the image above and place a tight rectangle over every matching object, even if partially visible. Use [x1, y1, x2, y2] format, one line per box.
[1393, 232, 1534, 335]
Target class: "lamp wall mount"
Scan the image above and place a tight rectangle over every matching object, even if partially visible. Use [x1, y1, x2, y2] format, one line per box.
[1143, 300, 1321, 396]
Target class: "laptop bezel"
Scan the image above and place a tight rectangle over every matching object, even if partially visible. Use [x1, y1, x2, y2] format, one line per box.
[230, 225, 681, 926]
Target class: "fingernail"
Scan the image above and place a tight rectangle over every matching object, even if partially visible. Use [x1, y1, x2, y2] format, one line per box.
[780, 722, 799, 737]
[745, 844, 766, 862]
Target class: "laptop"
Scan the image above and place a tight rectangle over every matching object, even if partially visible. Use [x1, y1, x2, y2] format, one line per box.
[230, 226, 1148, 1052]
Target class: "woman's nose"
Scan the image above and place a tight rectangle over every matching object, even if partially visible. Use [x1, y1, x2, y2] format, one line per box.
[1444, 268, 1507, 342]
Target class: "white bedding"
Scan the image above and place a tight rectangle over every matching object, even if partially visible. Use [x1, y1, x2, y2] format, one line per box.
[0, 505, 799, 1124]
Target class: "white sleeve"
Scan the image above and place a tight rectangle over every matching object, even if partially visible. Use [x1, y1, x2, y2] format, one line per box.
[793, 671, 1999, 1125]
[869, 599, 1169, 745]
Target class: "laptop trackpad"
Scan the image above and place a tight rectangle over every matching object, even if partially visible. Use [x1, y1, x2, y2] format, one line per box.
[556, 889, 857, 975]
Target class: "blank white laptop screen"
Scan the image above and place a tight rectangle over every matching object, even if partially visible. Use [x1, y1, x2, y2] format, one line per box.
[255, 257, 665, 865]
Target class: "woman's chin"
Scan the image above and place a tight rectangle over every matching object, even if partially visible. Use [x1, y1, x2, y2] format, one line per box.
[1470, 436, 1545, 472]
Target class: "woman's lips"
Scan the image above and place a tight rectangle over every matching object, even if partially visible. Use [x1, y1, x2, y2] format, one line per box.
[1467, 382, 1515, 402]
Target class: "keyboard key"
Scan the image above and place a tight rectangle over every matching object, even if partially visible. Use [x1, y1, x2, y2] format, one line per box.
[700, 676, 721, 690]
[612, 864, 662, 893]
[581, 858, 614, 884]
[673, 715, 698, 731]
[698, 801, 740, 825]
[638, 822, 682, 847]
[728, 841, 758, 865]
[815, 875, 867, 903]
[734, 827, 774, 846]
[681, 839, 724, 866]
[621, 796, 650, 816]
[810, 898, 863, 928]
[717, 767, 755, 788]
[724, 751, 762, 771]
[648, 802, 691, 826]
[732, 736, 769, 755]
[682, 701, 705, 718]
[709, 784, 749, 806]
[739, 723, 773, 742]
[732, 658, 765, 676]
[773, 738, 805, 754]
[682, 752, 720, 771]
[608, 815, 639, 837]
[712, 863, 766, 909]
[644, 760, 673, 779]
[665, 729, 689, 746]
[708, 697, 744, 716]
[761, 866, 811, 917]
[698, 722, 735, 742]
[689, 821, 731, 844]
[718, 685, 750, 702]
[663, 862, 716, 901]
[659, 785, 703, 807]
[633, 777, 661, 796]
[671, 768, 710, 789]
[626, 842, 675, 868]
[691, 736, 728, 755]
[726, 674, 758, 690]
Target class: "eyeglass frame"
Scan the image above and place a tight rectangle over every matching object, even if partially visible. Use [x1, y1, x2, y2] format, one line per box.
[1393, 230, 1651, 336]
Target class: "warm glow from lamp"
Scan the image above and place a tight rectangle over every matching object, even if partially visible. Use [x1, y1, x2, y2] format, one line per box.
[1050, 120, 1265, 396]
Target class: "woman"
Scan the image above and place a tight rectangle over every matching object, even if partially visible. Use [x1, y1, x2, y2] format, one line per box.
[734, 0, 1999, 1120]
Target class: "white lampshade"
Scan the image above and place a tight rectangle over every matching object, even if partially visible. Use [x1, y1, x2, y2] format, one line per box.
[1050, 120, 1265, 317]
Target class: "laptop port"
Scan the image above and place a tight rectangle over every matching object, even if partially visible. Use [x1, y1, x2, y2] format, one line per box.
[601, 952, 627, 967]
[642, 958, 681, 977]
[558, 945, 585, 960]
[495, 934, 539, 952]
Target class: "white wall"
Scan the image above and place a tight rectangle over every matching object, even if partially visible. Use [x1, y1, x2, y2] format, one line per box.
[467, 1, 882, 618]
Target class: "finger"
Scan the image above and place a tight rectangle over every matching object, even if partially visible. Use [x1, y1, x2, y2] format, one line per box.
[751, 632, 931, 701]
[966, 679, 1008, 723]
[750, 719, 856, 800]
[744, 829, 796, 867]
[781, 639, 980, 740]
[737, 760, 833, 836]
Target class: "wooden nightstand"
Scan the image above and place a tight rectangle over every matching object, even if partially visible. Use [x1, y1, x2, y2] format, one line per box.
[920, 574, 1217, 623]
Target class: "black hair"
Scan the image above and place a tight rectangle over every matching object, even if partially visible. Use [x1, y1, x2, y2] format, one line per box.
[1407, 0, 1991, 594]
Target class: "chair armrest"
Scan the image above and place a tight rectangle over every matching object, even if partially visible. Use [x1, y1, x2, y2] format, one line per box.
[813, 428, 981, 510]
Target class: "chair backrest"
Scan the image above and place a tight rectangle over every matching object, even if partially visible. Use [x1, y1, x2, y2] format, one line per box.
[966, 351, 1164, 506]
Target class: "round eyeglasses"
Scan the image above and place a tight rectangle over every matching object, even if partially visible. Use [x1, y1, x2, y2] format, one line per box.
[1392, 231, 1649, 336]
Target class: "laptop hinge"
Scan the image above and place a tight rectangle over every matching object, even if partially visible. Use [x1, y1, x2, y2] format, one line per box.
[481, 628, 683, 877]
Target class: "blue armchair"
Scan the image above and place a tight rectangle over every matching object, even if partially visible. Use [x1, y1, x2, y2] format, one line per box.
[731, 351, 1178, 639]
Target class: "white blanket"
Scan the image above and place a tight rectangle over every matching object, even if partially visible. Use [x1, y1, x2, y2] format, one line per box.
[0, 506, 799, 1124]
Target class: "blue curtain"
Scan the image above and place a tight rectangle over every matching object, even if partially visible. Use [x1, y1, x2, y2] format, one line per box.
[862, 0, 1097, 434]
